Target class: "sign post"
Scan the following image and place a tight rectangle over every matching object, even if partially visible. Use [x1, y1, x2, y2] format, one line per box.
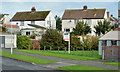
[63, 32, 70, 54]
[11, 23, 13, 55]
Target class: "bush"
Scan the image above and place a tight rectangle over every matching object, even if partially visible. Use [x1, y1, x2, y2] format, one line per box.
[81, 36, 100, 50]
[17, 35, 32, 49]
[39, 29, 63, 50]
[30, 33, 37, 39]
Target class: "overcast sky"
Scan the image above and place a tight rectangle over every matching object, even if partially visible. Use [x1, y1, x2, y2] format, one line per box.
[1, 2, 119, 19]
[1, 0, 120, 2]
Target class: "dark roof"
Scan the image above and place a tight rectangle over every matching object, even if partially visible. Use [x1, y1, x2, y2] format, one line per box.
[28, 24, 46, 29]
[0, 14, 4, 19]
[0, 14, 9, 19]
[110, 17, 118, 22]
[119, 10, 120, 17]
[21, 28, 35, 30]
[62, 9, 106, 20]
[11, 11, 50, 21]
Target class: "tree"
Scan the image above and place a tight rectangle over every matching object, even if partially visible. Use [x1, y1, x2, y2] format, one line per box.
[2, 26, 7, 32]
[39, 29, 63, 50]
[72, 21, 91, 35]
[70, 34, 82, 49]
[94, 20, 111, 36]
[17, 35, 32, 49]
[81, 36, 100, 50]
[55, 15, 62, 31]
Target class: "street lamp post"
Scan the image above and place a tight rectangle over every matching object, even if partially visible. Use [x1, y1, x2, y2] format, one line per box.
[11, 23, 13, 55]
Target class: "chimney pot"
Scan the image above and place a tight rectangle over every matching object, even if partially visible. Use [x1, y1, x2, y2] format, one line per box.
[31, 7, 36, 13]
[107, 12, 109, 18]
[83, 5, 87, 10]
[111, 14, 113, 17]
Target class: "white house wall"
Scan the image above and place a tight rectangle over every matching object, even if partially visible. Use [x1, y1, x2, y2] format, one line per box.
[35, 21, 45, 27]
[62, 19, 104, 36]
[45, 11, 56, 29]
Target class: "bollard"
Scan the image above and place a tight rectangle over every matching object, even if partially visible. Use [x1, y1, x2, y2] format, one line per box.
[73, 48, 75, 55]
[82, 48, 84, 56]
[29, 44, 30, 50]
[92, 49, 94, 57]
[44, 46, 46, 51]
[64, 47, 66, 54]
[58, 47, 60, 53]
[50, 46, 52, 51]
[39, 45, 40, 51]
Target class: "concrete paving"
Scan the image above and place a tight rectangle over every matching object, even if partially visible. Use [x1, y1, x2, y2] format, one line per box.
[3, 49, 120, 71]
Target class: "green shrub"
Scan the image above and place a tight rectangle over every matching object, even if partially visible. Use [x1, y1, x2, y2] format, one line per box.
[30, 33, 37, 39]
[17, 35, 32, 49]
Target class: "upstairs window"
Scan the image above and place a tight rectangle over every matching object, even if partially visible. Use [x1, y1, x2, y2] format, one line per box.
[31, 21, 35, 24]
[102, 40, 107, 46]
[111, 40, 117, 46]
[21, 21, 24, 26]
[74, 19, 79, 24]
[64, 28, 70, 32]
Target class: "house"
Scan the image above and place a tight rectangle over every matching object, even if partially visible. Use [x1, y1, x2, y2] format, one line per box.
[0, 24, 20, 33]
[0, 14, 10, 24]
[98, 28, 120, 61]
[11, 7, 56, 38]
[62, 5, 116, 36]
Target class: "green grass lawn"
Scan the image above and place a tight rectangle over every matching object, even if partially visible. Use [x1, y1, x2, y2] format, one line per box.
[103, 62, 120, 66]
[14, 49, 101, 60]
[0, 51, 57, 64]
[57, 65, 118, 72]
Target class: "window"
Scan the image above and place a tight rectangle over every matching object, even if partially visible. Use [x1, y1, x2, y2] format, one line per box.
[26, 32, 30, 36]
[47, 21, 51, 25]
[74, 19, 79, 24]
[64, 28, 70, 32]
[111, 40, 117, 46]
[47, 21, 51, 28]
[31, 21, 35, 24]
[39, 31, 43, 35]
[102, 40, 107, 46]
[21, 21, 24, 25]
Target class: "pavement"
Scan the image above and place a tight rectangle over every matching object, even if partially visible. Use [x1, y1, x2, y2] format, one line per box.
[2, 49, 120, 71]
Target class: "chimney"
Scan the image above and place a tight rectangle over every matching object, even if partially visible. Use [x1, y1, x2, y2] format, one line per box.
[107, 12, 109, 18]
[31, 7, 36, 13]
[111, 14, 113, 17]
[83, 5, 87, 10]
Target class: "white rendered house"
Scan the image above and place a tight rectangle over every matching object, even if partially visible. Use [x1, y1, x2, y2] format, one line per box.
[62, 5, 116, 36]
[11, 7, 56, 36]
[0, 14, 10, 24]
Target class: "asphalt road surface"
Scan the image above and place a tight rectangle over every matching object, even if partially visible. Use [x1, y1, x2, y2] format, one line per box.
[0, 57, 67, 72]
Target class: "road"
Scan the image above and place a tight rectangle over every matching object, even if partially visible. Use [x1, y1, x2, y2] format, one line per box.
[0, 57, 66, 72]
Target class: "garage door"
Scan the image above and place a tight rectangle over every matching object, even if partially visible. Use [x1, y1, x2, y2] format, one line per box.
[0, 36, 5, 48]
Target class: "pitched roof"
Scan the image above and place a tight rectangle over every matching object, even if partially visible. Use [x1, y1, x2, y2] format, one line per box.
[0, 24, 19, 28]
[110, 16, 118, 22]
[119, 10, 120, 17]
[0, 14, 4, 19]
[62, 9, 106, 20]
[0, 14, 9, 19]
[99, 31, 120, 40]
[11, 11, 50, 21]
[28, 24, 46, 29]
